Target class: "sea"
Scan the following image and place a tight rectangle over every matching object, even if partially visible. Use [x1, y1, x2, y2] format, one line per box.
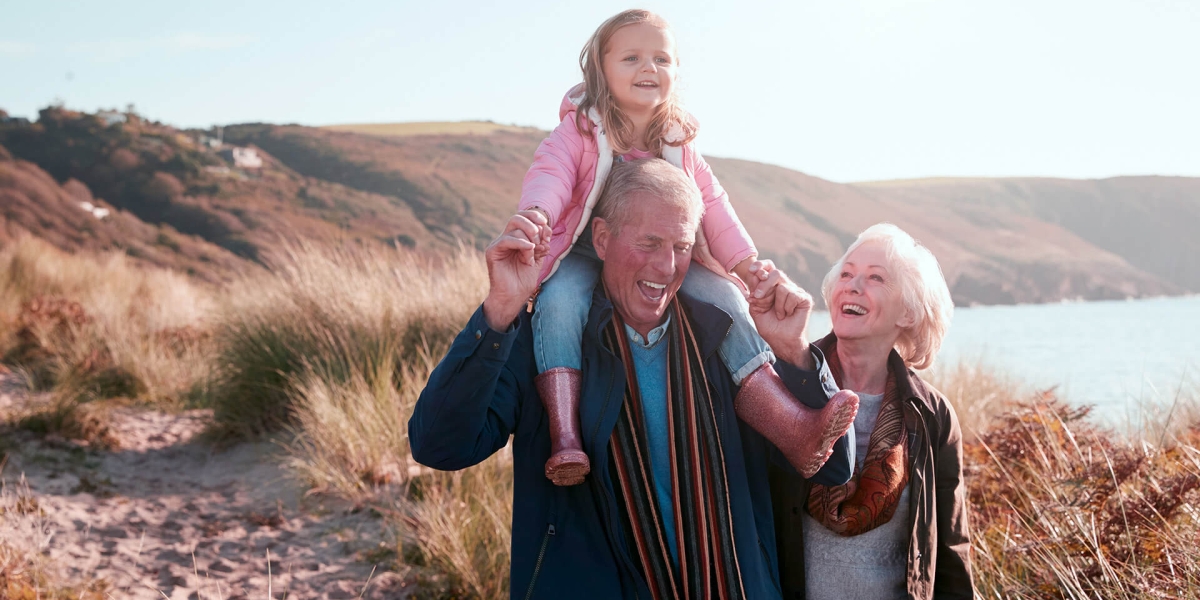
[806, 295, 1200, 424]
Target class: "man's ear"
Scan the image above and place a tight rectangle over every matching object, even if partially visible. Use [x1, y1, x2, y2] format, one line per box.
[592, 217, 610, 261]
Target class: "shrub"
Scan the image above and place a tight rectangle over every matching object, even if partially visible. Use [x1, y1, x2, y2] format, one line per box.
[0, 236, 215, 412]
[967, 394, 1200, 598]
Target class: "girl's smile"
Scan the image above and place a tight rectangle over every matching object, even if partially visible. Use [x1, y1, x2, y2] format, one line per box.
[602, 23, 677, 121]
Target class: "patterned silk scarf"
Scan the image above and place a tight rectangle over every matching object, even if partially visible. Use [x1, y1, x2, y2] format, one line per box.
[806, 339, 910, 536]
[604, 297, 746, 600]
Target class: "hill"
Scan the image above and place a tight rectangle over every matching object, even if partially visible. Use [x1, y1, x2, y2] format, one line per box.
[0, 109, 455, 273]
[224, 120, 1191, 305]
[3, 109, 1195, 306]
[0, 142, 245, 282]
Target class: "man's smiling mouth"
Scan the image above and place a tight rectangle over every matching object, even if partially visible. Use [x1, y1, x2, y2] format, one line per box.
[640, 280, 666, 300]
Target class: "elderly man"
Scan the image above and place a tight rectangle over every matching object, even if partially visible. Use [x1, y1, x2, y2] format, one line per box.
[409, 158, 854, 600]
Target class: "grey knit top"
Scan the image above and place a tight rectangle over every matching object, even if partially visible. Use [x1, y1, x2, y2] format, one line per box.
[801, 391, 910, 600]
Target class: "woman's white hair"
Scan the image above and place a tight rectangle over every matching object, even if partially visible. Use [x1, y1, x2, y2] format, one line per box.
[821, 223, 954, 370]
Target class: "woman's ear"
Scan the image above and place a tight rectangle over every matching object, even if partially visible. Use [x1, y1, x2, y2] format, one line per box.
[897, 308, 918, 329]
[592, 217, 610, 261]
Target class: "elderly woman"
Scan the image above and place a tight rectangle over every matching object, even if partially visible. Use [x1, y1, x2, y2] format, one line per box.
[770, 223, 974, 599]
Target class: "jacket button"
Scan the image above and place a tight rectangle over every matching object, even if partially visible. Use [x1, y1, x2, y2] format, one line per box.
[801, 378, 807, 386]
[474, 330, 482, 340]
[493, 342, 501, 350]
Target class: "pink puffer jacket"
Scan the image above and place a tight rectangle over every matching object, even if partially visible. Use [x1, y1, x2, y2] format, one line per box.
[518, 84, 757, 287]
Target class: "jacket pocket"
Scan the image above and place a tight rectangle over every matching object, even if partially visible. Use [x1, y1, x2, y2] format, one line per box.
[759, 538, 782, 595]
[523, 521, 556, 600]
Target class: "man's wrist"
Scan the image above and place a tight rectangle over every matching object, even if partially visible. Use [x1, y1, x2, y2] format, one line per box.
[482, 296, 523, 332]
[774, 339, 814, 370]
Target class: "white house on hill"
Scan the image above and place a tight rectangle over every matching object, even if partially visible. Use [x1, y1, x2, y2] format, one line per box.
[97, 110, 127, 126]
[218, 146, 263, 169]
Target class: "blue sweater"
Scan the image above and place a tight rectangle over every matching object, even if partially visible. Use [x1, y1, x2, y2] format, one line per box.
[408, 289, 853, 599]
[625, 320, 676, 565]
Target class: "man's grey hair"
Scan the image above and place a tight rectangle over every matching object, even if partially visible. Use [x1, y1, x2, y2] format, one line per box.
[593, 158, 704, 236]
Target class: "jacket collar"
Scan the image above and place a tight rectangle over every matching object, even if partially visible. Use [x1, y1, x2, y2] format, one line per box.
[813, 332, 938, 413]
[588, 284, 731, 362]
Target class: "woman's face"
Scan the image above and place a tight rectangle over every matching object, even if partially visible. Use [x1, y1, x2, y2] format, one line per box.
[829, 240, 914, 347]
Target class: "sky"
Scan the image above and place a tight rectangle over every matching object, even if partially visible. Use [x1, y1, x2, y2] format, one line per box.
[1, 0, 1197, 183]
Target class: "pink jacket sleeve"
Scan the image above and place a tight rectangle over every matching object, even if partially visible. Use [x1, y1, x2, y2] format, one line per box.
[691, 149, 758, 272]
[517, 115, 585, 228]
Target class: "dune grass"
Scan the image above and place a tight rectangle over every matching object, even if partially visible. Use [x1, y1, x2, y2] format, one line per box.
[0, 235, 215, 444]
[0, 474, 110, 599]
[206, 240, 486, 438]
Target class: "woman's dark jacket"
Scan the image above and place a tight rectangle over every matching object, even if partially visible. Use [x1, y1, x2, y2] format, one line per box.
[770, 333, 975, 599]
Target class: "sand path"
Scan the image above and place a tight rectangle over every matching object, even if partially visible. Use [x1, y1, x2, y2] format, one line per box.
[0, 380, 411, 599]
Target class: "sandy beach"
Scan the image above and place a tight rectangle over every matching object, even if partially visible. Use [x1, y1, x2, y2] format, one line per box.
[0, 377, 410, 599]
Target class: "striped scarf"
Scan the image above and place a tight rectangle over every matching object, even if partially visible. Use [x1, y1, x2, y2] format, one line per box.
[604, 297, 746, 600]
[806, 339, 909, 536]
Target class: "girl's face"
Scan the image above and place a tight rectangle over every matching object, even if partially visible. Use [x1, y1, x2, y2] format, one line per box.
[601, 23, 677, 119]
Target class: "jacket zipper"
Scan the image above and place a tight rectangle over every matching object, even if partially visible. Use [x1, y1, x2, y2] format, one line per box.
[759, 539, 782, 594]
[523, 522, 555, 600]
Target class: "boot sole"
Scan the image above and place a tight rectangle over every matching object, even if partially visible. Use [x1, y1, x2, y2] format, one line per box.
[798, 391, 859, 478]
[546, 451, 590, 486]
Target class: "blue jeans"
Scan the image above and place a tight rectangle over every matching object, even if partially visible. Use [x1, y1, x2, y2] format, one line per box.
[533, 239, 773, 384]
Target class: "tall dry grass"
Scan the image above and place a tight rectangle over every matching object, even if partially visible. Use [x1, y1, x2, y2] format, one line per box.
[923, 357, 1025, 441]
[222, 241, 511, 598]
[208, 240, 486, 437]
[0, 235, 215, 441]
[402, 456, 514, 600]
[0, 474, 109, 598]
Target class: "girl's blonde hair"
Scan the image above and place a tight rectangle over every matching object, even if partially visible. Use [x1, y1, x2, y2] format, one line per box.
[576, 9, 698, 156]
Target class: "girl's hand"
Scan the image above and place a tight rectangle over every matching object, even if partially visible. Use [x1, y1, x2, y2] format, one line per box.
[740, 259, 774, 299]
[746, 264, 816, 368]
[724, 255, 763, 297]
[518, 209, 553, 260]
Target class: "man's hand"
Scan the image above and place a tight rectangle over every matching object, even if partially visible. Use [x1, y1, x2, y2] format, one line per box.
[482, 210, 552, 331]
[745, 260, 816, 370]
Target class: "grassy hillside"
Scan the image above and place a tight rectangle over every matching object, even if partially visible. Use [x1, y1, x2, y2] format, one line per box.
[0, 109, 455, 270]
[858, 176, 1200, 294]
[224, 122, 544, 249]
[227, 121, 1190, 306]
[4, 109, 1195, 306]
[710, 157, 1181, 304]
[0, 143, 245, 282]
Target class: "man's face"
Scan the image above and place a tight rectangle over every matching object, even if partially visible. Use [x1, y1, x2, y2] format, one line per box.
[593, 193, 696, 338]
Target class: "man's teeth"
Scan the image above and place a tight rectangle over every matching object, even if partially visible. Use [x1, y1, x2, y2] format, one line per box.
[643, 281, 665, 290]
[842, 304, 867, 315]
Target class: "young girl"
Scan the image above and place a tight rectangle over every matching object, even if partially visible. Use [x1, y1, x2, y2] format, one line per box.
[519, 9, 857, 486]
